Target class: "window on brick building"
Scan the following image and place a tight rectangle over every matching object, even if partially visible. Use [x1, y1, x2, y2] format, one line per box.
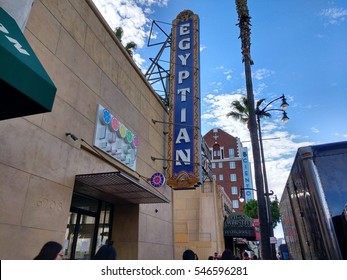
[219, 174, 223, 180]
[229, 162, 236, 169]
[218, 162, 223, 168]
[213, 144, 221, 159]
[228, 148, 235, 158]
[232, 200, 239, 209]
[212, 162, 216, 169]
[220, 147, 224, 159]
[231, 186, 238, 195]
[230, 174, 237, 181]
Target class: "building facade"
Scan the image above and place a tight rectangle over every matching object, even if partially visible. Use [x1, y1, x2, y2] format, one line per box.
[203, 128, 254, 212]
[0, 0, 173, 260]
[0, 0, 237, 260]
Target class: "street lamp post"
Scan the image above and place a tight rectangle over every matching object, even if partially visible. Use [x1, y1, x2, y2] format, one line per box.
[255, 94, 289, 259]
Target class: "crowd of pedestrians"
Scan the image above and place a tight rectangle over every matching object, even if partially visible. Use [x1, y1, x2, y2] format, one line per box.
[34, 240, 264, 260]
[33, 239, 117, 260]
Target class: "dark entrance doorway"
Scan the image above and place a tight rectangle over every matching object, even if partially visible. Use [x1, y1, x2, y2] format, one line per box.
[65, 193, 113, 259]
[223, 212, 256, 258]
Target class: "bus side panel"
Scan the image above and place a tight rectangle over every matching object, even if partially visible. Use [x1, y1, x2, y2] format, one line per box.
[312, 146, 347, 259]
[280, 182, 303, 260]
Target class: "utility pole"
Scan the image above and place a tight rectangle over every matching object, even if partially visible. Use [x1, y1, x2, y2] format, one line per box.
[235, 0, 271, 260]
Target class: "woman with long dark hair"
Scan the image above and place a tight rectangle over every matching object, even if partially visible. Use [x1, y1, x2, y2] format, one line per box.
[34, 241, 63, 260]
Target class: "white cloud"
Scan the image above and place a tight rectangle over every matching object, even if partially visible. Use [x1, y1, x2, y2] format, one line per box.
[93, 0, 149, 46]
[132, 53, 146, 71]
[202, 91, 313, 202]
[311, 127, 320, 133]
[224, 69, 233, 81]
[320, 7, 347, 24]
[137, 0, 169, 7]
[253, 68, 274, 80]
[92, 0, 169, 70]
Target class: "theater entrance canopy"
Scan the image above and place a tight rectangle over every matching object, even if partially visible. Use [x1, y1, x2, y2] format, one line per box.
[224, 212, 256, 240]
[0, 8, 56, 120]
[74, 171, 170, 205]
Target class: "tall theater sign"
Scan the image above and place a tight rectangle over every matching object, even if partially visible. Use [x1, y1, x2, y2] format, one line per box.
[167, 10, 201, 189]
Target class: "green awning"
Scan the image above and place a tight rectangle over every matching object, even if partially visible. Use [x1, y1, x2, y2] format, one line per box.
[0, 8, 56, 120]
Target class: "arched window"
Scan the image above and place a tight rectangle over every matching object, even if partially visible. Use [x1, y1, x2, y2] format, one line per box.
[213, 144, 220, 159]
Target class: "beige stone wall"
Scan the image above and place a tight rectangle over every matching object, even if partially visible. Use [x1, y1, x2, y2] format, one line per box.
[173, 181, 226, 260]
[0, 0, 172, 259]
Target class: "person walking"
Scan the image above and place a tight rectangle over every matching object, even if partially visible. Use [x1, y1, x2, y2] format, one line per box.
[34, 241, 63, 260]
[182, 249, 198, 260]
[221, 249, 236, 260]
[92, 241, 117, 260]
[242, 251, 250, 260]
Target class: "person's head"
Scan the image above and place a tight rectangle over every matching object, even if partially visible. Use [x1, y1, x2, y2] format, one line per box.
[221, 249, 235, 260]
[34, 241, 63, 260]
[93, 244, 117, 260]
[243, 251, 250, 260]
[182, 249, 197, 260]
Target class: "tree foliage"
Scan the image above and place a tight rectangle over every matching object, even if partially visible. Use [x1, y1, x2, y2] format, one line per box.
[243, 198, 281, 228]
[114, 27, 137, 57]
[226, 96, 271, 130]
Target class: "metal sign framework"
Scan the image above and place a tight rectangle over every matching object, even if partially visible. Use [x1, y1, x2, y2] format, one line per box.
[144, 20, 172, 108]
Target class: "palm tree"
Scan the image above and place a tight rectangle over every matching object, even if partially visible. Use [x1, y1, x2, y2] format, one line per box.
[235, 0, 272, 260]
[114, 27, 137, 57]
[226, 96, 271, 129]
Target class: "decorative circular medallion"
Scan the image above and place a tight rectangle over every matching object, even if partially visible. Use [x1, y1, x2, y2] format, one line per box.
[110, 116, 119, 132]
[150, 172, 165, 188]
[119, 123, 126, 138]
[132, 135, 139, 148]
[100, 109, 111, 125]
[126, 129, 133, 143]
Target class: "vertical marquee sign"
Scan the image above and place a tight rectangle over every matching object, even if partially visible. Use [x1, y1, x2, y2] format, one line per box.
[167, 10, 201, 189]
[241, 147, 254, 202]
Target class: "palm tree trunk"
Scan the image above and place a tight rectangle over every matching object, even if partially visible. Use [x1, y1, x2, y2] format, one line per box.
[235, 0, 271, 260]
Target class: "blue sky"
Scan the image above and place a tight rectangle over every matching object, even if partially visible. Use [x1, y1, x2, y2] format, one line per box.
[93, 0, 347, 238]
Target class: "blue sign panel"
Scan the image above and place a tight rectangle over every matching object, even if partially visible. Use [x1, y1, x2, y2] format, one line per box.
[173, 19, 194, 173]
[242, 147, 254, 202]
[167, 10, 201, 189]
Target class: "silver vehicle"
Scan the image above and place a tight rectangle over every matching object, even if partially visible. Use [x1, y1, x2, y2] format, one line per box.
[280, 141, 347, 259]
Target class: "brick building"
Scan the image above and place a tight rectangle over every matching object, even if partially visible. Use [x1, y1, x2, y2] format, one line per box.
[203, 128, 254, 212]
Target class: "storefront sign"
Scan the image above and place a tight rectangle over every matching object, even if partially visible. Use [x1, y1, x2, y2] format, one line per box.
[224, 212, 256, 238]
[93, 104, 139, 171]
[253, 218, 260, 241]
[0, 8, 56, 120]
[167, 10, 201, 189]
